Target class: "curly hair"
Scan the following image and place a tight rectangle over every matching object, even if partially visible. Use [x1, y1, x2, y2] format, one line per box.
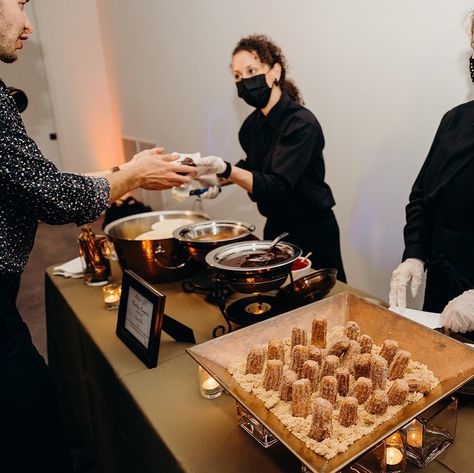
[232, 34, 304, 105]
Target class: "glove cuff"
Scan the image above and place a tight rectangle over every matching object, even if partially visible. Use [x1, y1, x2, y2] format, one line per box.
[217, 161, 232, 179]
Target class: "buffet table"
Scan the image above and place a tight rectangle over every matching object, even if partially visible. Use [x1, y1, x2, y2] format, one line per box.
[44, 268, 473, 473]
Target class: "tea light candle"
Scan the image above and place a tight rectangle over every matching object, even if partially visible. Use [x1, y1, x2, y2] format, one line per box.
[102, 284, 121, 310]
[104, 294, 120, 304]
[406, 420, 423, 448]
[383, 431, 407, 472]
[202, 377, 220, 395]
[386, 447, 404, 466]
[198, 366, 223, 399]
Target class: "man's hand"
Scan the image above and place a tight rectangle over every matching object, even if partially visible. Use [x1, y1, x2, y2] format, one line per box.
[128, 148, 197, 190]
[106, 148, 198, 202]
[389, 258, 425, 309]
[440, 290, 474, 333]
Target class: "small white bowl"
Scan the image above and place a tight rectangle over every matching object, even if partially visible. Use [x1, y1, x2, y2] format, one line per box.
[291, 257, 312, 280]
[282, 257, 312, 287]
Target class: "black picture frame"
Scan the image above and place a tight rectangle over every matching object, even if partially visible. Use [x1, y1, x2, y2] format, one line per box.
[116, 270, 166, 368]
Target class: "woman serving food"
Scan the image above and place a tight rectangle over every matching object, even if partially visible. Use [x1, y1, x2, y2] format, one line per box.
[196, 34, 346, 282]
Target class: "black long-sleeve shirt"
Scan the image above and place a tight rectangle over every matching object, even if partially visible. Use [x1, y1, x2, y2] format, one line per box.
[236, 92, 335, 222]
[0, 79, 110, 275]
[403, 101, 474, 261]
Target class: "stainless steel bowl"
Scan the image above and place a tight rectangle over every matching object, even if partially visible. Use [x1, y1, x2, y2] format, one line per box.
[279, 268, 338, 307]
[205, 240, 302, 293]
[172, 220, 256, 263]
[104, 210, 210, 282]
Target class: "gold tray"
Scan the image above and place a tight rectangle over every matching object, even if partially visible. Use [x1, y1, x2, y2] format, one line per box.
[186, 292, 474, 473]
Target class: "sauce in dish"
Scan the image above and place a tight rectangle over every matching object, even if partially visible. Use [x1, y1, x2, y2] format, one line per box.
[192, 232, 239, 241]
[220, 247, 290, 268]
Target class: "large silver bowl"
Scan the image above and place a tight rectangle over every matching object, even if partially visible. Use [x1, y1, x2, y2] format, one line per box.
[172, 220, 256, 263]
[104, 210, 210, 282]
[205, 240, 302, 293]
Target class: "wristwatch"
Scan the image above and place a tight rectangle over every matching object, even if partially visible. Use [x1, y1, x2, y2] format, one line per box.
[216, 161, 232, 179]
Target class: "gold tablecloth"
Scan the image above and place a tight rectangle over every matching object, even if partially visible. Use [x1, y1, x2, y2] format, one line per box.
[44, 269, 473, 473]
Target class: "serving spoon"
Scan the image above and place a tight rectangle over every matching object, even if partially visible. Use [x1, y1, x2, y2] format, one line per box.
[245, 232, 289, 263]
[267, 232, 289, 252]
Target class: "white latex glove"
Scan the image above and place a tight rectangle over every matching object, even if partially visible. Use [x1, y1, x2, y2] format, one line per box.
[440, 290, 474, 333]
[195, 155, 227, 176]
[389, 258, 425, 309]
[195, 174, 221, 200]
[175, 152, 201, 164]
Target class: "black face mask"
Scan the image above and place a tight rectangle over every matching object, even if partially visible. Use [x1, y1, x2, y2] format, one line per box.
[470, 57, 474, 83]
[236, 73, 272, 109]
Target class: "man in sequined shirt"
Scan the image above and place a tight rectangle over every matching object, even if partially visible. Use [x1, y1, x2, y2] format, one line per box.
[0, 1, 197, 471]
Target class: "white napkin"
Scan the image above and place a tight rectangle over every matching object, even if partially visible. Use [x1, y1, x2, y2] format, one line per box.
[52, 256, 84, 278]
[389, 306, 441, 330]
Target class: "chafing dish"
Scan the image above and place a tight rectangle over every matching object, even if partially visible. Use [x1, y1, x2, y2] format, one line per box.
[205, 240, 302, 293]
[172, 220, 256, 263]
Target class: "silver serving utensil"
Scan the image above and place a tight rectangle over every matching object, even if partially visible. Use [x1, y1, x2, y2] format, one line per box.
[245, 232, 289, 264]
[267, 232, 289, 252]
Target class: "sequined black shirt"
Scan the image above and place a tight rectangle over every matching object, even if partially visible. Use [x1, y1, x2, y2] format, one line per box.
[0, 79, 110, 275]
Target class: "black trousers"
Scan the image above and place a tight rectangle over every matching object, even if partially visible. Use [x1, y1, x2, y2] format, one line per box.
[264, 209, 347, 283]
[0, 275, 72, 473]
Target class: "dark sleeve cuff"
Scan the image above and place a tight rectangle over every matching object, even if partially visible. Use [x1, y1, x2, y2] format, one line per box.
[216, 161, 232, 179]
[402, 246, 426, 262]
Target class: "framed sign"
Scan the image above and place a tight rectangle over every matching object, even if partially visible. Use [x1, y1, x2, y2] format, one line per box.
[116, 270, 166, 368]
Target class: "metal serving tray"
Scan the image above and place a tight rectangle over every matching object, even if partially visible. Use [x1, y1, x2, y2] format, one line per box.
[186, 292, 474, 473]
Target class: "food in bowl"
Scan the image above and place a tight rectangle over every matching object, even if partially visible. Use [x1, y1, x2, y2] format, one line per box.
[192, 232, 239, 242]
[173, 220, 257, 264]
[292, 258, 310, 271]
[206, 241, 302, 293]
[135, 218, 196, 240]
[220, 246, 292, 268]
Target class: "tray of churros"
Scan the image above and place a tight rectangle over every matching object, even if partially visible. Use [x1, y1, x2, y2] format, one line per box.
[186, 292, 474, 473]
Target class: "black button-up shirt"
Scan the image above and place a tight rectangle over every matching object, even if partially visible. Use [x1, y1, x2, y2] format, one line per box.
[236, 92, 335, 221]
[403, 100, 474, 260]
[0, 79, 110, 275]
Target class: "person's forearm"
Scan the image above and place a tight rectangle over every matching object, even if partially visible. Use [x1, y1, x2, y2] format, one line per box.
[228, 166, 253, 193]
[105, 166, 139, 203]
[85, 162, 132, 178]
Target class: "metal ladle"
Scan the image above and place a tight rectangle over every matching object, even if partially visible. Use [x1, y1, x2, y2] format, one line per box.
[245, 232, 289, 264]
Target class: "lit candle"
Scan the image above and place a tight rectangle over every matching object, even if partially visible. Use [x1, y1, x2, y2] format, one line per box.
[102, 283, 121, 309]
[202, 377, 220, 395]
[104, 294, 120, 304]
[406, 420, 423, 448]
[198, 366, 223, 399]
[386, 447, 403, 466]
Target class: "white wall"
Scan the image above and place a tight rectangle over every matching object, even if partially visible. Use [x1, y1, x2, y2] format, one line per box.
[0, 4, 61, 167]
[93, 0, 474, 303]
[30, 0, 124, 173]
